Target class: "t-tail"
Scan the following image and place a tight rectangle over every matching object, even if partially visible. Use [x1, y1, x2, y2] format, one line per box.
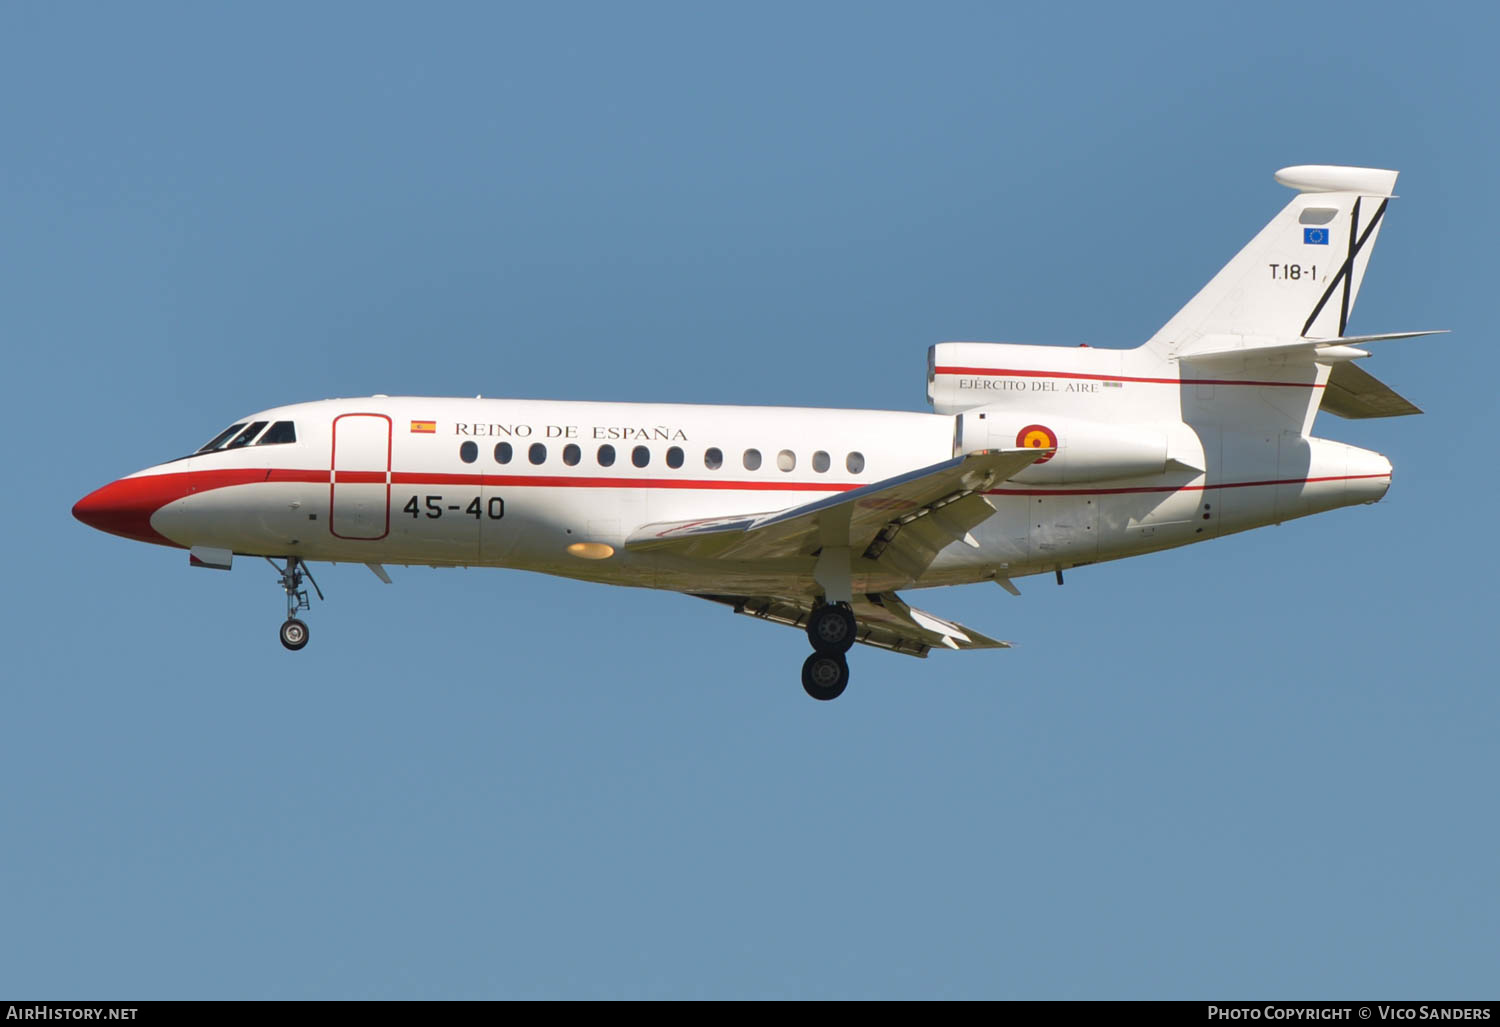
[929, 166, 1442, 433]
[1141, 164, 1442, 433]
[926, 164, 1441, 529]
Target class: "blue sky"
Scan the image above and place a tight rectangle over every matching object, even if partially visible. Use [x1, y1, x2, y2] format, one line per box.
[2, 1, 1495, 999]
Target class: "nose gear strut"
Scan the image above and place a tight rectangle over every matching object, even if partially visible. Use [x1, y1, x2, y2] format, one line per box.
[267, 556, 323, 651]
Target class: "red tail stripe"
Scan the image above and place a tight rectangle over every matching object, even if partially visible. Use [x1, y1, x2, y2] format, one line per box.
[933, 365, 1325, 390]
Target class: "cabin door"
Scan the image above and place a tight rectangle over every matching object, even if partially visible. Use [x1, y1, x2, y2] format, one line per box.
[330, 414, 392, 540]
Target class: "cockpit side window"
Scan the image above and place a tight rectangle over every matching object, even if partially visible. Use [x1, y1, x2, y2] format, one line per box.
[196, 423, 247, 453]
[224, 421, 268, 449]
[256, 421, 297, 446]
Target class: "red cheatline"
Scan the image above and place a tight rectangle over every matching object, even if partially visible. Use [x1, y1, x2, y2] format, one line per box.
[112, 466, 1391, 503]
[933, 366, 1325, 389]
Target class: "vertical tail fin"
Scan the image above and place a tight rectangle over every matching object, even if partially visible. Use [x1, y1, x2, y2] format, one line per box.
[1142, 165, 1398, 359]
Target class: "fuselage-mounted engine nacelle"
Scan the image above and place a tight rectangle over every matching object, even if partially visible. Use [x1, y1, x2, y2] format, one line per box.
[953, 407, 1176, 484]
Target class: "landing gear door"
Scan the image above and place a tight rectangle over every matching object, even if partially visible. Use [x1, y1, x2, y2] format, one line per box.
[330, 414, 392, 540]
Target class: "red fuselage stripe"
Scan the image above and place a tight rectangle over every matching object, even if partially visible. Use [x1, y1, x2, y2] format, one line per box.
[267, 468, 334, 484]
[127, 467, 1390, 504]
[78, 466, 1390, 550]
[390, 471, 863, 491]
[983, 473, 1390, 498]
[932, 365, 1326, 389]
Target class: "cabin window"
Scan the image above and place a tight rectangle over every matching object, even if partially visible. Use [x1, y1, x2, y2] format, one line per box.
[777, 449, 796, 472]
[666, 446, 684, 469]
[812, 450, 830, 473]
[632, 445, 650, 468]
[846, 451, 865, 474]
[256, 421, 297, 446]
[225, 422, 268, 449]
[529, 443, 547, 465]
[704, 447, 723, 470]
[597, 444, 616, 467]
[743, 448, 762, 471]
[459, 441, 478, 463]
[563, 444, 581, 466]
[197, 424, 247, 453]
[495, 442, 513, 464]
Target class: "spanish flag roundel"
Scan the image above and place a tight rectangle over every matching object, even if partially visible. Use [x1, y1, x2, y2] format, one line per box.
[1016, 423, 1057, 463]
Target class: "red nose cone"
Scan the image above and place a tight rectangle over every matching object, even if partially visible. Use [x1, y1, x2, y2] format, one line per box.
[73, 478, 176, 547]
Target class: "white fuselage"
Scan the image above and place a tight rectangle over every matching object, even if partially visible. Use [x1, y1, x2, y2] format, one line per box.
[85, 392, 1392, 598]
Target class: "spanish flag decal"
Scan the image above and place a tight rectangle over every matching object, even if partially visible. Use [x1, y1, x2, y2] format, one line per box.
[1016, 424, 1057, 464]
[410, 420, 437, 434]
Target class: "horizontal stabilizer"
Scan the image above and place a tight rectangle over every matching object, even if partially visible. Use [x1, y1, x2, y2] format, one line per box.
[1321, 361, 1422, 419]
[1306, 330, 1448, 346]
[1179, 329, 1447, 362]
[696, 591, 1010, 658]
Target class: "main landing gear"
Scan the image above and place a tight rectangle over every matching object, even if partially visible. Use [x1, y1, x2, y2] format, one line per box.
[268, 556, 322, 651]
[802, 601, 856, 701]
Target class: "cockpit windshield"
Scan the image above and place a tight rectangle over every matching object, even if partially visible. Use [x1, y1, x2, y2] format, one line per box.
[224, 422, 269, 449]
[196, 423, 247, 453]
[257, 421, 297, 445]
[189, 420, 297, 458]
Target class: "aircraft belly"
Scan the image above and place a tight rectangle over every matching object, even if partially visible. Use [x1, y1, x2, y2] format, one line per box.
[1027, 494, 1099, 567]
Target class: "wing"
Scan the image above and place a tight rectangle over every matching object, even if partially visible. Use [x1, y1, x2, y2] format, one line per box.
[697, 591, 1010, 658]
[626, 448, 1044, 579]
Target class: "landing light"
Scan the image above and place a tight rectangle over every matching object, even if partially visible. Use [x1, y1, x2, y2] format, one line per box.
[566, 542, 615, 560]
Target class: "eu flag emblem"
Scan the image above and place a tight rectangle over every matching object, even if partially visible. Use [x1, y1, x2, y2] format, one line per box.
[1304, 227, 1330, 245]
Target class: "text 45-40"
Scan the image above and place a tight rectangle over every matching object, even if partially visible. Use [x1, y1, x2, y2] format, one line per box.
[402, 495, 505, 519]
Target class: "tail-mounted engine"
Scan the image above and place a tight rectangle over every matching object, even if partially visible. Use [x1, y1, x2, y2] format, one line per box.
[954, 407, 1173, 485]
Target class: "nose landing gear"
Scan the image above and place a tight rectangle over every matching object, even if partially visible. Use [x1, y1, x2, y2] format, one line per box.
[268, 557, 322, 651]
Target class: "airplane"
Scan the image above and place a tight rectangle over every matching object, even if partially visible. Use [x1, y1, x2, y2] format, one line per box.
[73, 164, 1440, 700]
